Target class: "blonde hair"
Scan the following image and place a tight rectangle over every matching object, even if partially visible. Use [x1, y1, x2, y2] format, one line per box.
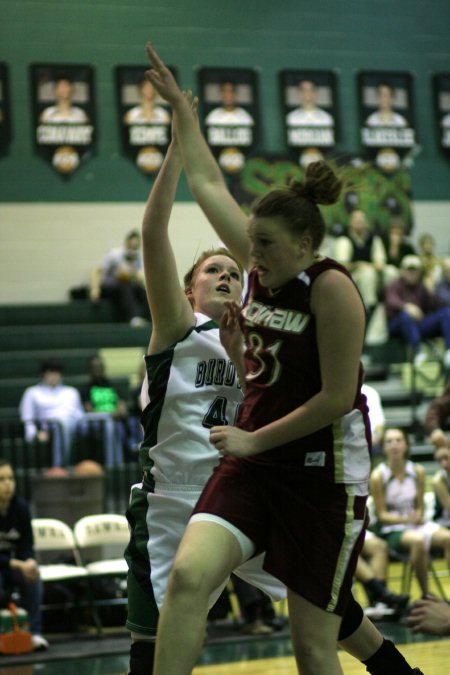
[183, 247, 244, 298]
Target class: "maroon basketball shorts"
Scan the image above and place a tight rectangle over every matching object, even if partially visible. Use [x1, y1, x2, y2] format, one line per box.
[193, 456, 367, 615]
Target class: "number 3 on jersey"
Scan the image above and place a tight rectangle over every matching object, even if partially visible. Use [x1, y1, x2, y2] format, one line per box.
[202, 396, 240, 429]
[246, 333, 282, 387]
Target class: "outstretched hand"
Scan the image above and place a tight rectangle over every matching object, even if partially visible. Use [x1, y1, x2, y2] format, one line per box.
[145, 42, 184, 105]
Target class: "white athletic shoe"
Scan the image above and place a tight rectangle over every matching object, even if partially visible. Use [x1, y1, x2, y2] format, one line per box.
[363, 602, 396, 620]
[32, 634, 49, 650]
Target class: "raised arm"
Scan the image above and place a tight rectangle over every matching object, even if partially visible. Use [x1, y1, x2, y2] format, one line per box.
[141, 138, 194, 355]
[145, 43, 251, 271]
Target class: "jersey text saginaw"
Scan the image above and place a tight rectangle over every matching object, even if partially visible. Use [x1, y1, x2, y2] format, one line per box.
[242, 300, 310, 334]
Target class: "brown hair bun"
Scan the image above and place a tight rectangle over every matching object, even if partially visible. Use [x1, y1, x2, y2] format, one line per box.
[290, 161, 343, 206]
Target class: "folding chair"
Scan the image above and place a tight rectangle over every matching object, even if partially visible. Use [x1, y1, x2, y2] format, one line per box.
[387, 492, 448, 601]
[31, 518, 102, 632]
[73, 514, 130, 630]
[366, 495, 448, 601]
[73, 513, 129, 575]
[388, 549, 448, 600]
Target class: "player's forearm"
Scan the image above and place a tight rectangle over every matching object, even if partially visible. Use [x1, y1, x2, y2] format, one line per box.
[142, 142, 182, 242]
[172, 98, 225, 196]
[252, 390, 354, 453]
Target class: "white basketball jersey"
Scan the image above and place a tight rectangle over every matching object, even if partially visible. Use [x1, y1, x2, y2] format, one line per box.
[141, 313, 242, 487]
[378, 460, 418, 533]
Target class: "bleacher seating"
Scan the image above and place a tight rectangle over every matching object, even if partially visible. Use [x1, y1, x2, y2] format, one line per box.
[0, 300, 148, 511]
[0, 300, 444, 515]
[363, 336, 446, 468]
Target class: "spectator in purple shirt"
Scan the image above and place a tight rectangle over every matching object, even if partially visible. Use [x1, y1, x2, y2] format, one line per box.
[384, 255, 450, 367]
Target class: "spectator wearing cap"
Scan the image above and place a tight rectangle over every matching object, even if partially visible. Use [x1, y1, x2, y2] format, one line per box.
[384, 255, 450, 367]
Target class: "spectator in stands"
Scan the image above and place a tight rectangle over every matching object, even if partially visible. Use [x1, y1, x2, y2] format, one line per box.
[370, 427, 450, 597]
[431, 444, 450, 529]
[78, 356, 128, 466]
[423, 379, 450, 528]
[90, 230, 151, 326]
[334, 209, 386, 318]
[0, 458, 49, 650]
[424, 377, 450, 452]
[384, 255, 450, 367]
[435, 256, 450, 308]
[417, 233, 443, 291]
[362, 383, 386, 457]
[407, 596, 450, 635]
[123, 358, 145, 460]
[381, 218, 417, 286]
[355, 531, 409, 616]
[18, 358, 84, 467]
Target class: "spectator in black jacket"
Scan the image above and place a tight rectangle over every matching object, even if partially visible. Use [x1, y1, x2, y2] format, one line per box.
[0, 459, 48, 650]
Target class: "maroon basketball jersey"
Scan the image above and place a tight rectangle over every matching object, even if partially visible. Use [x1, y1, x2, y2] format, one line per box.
[237, 257, 371, 484]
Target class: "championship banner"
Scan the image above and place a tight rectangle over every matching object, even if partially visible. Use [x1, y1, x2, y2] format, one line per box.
[198, 67, 259, 174]
[116, 65, 174, 174]
[433, 73, 450, 154]
[230, 154, 413, 237]
[280, 69, 338, 168]
[358, 71, 416, 174]
[31, 64, 95, 176]
[0, 63, 12, 156]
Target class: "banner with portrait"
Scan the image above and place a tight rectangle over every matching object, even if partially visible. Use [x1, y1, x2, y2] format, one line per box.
[116, 65, 174, 174]
[358, 71, 416, 174]
[0, 63, 12, 156]
[31, 64, 95, 176]
[280, 69, 338, 168]
[198, 67, 259, 174]
[433, 73, 450, 154]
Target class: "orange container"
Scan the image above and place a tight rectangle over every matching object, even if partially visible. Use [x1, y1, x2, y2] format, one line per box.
[0, 604, 33, 654]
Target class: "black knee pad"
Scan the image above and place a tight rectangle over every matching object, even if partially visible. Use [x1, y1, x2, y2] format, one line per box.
[338, 594, 364, 641]
[129, 639, 155, 675]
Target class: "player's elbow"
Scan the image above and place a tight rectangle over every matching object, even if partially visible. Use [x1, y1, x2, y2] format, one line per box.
[328, 390, 356, 418]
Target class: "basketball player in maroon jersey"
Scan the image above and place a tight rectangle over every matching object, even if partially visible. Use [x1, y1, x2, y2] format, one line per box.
[146, 43, 423, 675]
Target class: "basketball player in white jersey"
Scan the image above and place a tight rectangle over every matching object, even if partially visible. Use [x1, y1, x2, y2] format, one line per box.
[124, 99, 284, 675]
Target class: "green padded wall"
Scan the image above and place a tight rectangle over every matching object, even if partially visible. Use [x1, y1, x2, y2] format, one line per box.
[1, 0, 449, 202]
